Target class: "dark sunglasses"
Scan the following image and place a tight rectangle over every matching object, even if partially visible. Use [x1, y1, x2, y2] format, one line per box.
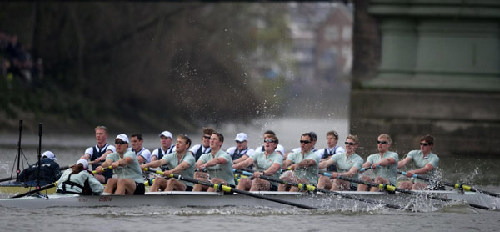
[203, 135, 211, 139]
[377, 140, 388, 144]
[420, 143, 430, 146]
[300, 140, 311, 144]
[264, 139, 276, 143]
[115, 139, 128, 144]
[236, 141, 245, 144]
[345, 142, 356, 145]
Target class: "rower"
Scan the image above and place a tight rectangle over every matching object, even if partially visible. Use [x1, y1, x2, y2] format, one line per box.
[233, 134, 282, 191]
[193, 132, 235, 192]
[398, 134, 440, 190]
[80, 125, 116, 183]
[358, 134, 399, 192]
[253, 130, 285, 156]
[317, 134, 363, 191]
[151, 131, 176, 162]
[317, 130, 346, 172]
[287, 131, 319, 158]
[129, 133, 152, 164]
[95, 134, 145, 195]
[56, 159, 103, 195]
[227, 133, 255, 165]
[141, 134, 195, 191]
[190, 127, 215, 161]
[279, 132, 320, 192]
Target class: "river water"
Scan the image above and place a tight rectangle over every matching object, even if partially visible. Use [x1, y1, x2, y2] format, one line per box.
[0, 118, 499, 231]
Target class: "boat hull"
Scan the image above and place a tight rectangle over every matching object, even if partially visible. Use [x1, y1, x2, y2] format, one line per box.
[0, 190, 497, 210]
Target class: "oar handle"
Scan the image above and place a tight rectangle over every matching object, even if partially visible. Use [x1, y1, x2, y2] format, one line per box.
[400, 171, 419, 179]
[92, 166, 113, 174]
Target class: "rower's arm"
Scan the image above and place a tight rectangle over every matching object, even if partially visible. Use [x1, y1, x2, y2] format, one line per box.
[361, 161, 371, 169]
[233, 157, 253, 170]
[204, 157, 228, 168]
[112, 156, 133, 168]
[297, 159, 316, 168]
[318, 158, 334, 169]
[169, 161, 191, 174]
[341, 166, 359, 178]
[282, 159, 293, 170]
[398, 157, 412, 169]
[375, 157, 396, 167]
[80, 153, 91, 160]
[264, 163, 281, 175]
[141, 159, 166, 169]
[410, 163, 435, 175]
[195, 159, 204, 170]
[233, 154, 249, 164]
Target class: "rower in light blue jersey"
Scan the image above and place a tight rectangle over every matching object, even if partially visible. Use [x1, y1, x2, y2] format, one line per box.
[141, 134, 195, 191]
[279, 132, 320, 191]
[96, 134, 145, 195]
[318, 134, 363, 191]
[358, 134, 399, 191]
[233, 133, 282, 191]
[194, 132, 235, 191]
[398, 134, 440, 190]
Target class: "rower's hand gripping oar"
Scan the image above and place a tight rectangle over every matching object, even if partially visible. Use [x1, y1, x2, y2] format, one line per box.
[234, 169, 403, 209]
[399, 171, 499, 198]
[144, 168, 316, 209]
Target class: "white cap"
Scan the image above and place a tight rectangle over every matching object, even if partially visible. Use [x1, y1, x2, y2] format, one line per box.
[159, 131, 172, 139]
[76, 159, 89, 170]
[42, 151, 57, 161]
[116, 134, 129, 143]
[235, 133, 248, 142]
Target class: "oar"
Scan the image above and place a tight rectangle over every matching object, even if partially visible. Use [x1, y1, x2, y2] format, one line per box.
[0, 164, 73, 183]
[323, 173, 453, 203]
[11, 182, 57, 199]
[399, 171, 499, 198]
[145, 168, 316, 209]
[234, 169, 402, 209]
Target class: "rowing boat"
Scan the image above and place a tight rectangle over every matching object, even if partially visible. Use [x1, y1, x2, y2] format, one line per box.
[1, 189, 497, 210]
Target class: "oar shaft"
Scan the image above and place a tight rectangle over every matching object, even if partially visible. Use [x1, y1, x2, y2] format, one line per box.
[147, 168, 316, 209]
[234, 169, 402, 209]
[11, 182, 57, 199]
[398, 171, 499, 198]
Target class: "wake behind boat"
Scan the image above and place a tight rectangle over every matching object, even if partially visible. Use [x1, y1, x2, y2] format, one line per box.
[0, 189, 497, 211]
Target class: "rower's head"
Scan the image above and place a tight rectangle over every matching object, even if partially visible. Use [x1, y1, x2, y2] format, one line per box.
[234, 133, 248, 150]
[202, 127, 215, 148]
[309, 131, 317, 147]
[300, 133, 313, 153]
[130, 134, 144, 151]
[419, 134, 434, 154]
[176, 134, 192, 153]
[326, 130, 339, 148]
[115, 134, 129, 153]
[377, 134, 392, 153]
[263, 130, 276, 139]
[264, 134, 278, 153]
[344, 134, 358, 154]
[95, 125, 108, 145]
[159, 131, 173, 148]
[72, 159, 89, 174]
[210, 132, 224, 151]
